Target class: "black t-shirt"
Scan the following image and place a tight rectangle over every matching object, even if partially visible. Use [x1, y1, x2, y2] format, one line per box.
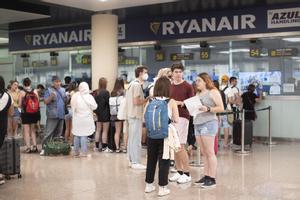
[242, 92, 258, 120]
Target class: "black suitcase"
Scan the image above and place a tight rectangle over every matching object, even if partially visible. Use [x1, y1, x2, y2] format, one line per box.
[232, 119, 253, 146]
[0, 138, 22, 179]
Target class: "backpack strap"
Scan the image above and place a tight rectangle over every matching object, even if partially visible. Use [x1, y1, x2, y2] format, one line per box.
[222, 86, 228, 92]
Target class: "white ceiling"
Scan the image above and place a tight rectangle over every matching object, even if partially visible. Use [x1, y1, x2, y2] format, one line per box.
[41, 0, 178, 12]
[0, 8, 50, 25]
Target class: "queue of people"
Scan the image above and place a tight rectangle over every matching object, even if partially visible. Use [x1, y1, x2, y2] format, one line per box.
[0, 63, 262, 191]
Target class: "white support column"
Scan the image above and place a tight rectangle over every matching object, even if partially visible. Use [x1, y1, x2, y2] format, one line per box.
[91, 14, 118, 91]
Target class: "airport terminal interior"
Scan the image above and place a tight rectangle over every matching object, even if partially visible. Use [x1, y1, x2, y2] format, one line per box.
[1, 0, 300, 199]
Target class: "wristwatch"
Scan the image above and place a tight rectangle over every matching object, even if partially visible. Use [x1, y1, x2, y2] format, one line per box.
[207, 106, 211, 112]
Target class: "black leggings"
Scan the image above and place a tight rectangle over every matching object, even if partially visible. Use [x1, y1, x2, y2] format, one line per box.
[145, 137, 170, 186]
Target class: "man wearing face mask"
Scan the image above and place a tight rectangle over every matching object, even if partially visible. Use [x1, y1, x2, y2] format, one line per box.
[126, 65, 149, 170]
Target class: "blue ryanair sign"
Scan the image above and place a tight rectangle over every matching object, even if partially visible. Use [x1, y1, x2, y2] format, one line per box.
[9, 4, 300, 52]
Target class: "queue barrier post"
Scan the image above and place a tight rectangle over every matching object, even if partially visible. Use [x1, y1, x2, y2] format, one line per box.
[235, 109, 251, 155]
[263, 106, 277, 146]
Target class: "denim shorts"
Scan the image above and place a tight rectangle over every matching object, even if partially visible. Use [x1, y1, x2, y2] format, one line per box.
[65, 108, 72, 120]
[219, 115, 230, 128]
[194, 120, 218, 137]
[13, 108, 21, 120]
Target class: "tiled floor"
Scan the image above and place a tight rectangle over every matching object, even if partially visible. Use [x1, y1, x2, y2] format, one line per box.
[1, 142, 300, 200]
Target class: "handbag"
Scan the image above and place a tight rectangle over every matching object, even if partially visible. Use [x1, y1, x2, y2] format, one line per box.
[44, 137, 71, 156]
[117, 97, 127, 120]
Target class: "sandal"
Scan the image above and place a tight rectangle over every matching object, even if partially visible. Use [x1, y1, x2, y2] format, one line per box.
[32, 146, 38, 153]
[25, 147, 31, 153]
[115, 149, 122, 153]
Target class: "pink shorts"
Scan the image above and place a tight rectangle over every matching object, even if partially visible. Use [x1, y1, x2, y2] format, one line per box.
[173, 117, 189, 144]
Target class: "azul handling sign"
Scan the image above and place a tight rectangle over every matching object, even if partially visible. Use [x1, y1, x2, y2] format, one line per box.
[267, 7, 300, 28]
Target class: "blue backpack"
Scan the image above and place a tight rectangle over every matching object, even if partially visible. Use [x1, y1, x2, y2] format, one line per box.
[144, 98, 170, 139]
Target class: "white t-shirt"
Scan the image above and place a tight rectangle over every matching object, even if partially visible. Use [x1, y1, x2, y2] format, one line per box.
[0, 92, 12, 112]
[227, 86, 240, 107]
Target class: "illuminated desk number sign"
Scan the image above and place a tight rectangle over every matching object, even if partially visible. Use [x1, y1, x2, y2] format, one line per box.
[200, 48, 210, 60]
[155, 51, 165, 61]
[250, 48, 261, 57]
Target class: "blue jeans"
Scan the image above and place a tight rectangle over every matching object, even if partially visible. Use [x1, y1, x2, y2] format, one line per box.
[73, 136, 88, 154]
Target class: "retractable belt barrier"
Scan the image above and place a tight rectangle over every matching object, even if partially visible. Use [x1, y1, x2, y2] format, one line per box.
[217, 106, 271, 116]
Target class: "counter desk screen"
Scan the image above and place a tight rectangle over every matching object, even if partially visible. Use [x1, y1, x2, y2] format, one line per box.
[239, 71, 282, 95]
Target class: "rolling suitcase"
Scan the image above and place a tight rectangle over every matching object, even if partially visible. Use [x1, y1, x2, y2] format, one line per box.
[0, 138, 22, 179]
[232, 119, 253, 146]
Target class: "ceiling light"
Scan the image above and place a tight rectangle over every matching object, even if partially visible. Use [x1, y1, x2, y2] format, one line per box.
[219, 49, 249, 54]
[0, 37, 8, 44]
[98, 0, 108, 2]
[181, 44, 215, 49]
[282, 37, 300, 42]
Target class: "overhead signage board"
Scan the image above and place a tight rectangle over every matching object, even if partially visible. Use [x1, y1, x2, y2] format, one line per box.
[9, 4, 300, 52]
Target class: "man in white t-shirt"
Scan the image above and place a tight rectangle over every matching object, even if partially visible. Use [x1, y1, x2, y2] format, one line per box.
[227, 77, 241, 120]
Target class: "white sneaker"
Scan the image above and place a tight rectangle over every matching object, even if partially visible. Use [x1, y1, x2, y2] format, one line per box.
[177, 174, 192, 184]
[158, 186, 170, 196]
[131, 163, 146, 170]
[145, 183, 156, 193]
[103, 148, 113, 153]
[0, 174, 5, 185]
[169, 172, 181, 182]
[39, 149, 45, 156]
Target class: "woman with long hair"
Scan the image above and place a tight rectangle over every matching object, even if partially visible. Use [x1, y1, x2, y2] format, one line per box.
[94, 77, 111, 152]
[18, 78, 40, 153]
[7, 80, 21, 137]
[144, 76, 179, 196]
[110, 78, 125, 152]
[193, 73, 224, 188]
